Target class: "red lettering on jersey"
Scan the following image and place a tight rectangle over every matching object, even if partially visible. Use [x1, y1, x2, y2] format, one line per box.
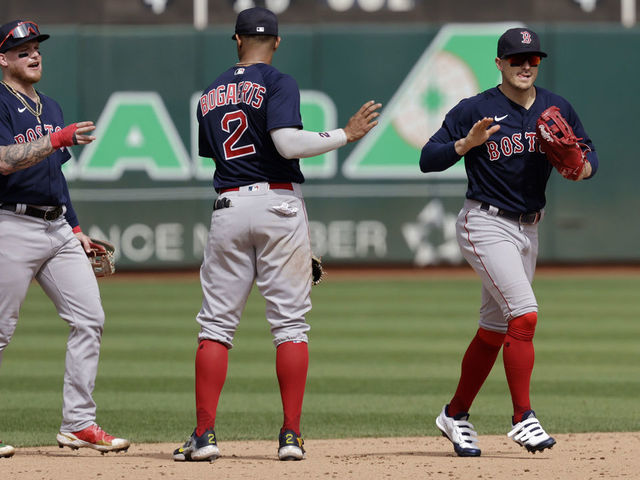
[226, 83, 238, 105]
[200, 94, 210, 117]
[43, 124, 54, 135]
[216, 85, 226, 106]
[512, 133, 524, 154]
[252, 85, 266, 108]
[13, 134, 26, 144]
[35, 125, 43, 137]
[241, 81, 254, 104]
[26, 128, 37, 142]
[486, 141, 500, 161]
[207, 90, 216, 111]
[221, 110, 256, 160]
[500, 137, 513, 156]
[524, 132, 537, 152]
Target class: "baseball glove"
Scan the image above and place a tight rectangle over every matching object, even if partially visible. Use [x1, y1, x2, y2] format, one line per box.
[536, 106, 591, 180]
[87, 238, 116, 277]
[312, 255, 325, 286]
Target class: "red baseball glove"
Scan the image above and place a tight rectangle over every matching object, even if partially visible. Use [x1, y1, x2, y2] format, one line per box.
[536, 106, 590, 180]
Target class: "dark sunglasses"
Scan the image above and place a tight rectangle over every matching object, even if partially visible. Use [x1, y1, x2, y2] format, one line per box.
[0, 21, 41, 51]
[506, 54, 541, 67]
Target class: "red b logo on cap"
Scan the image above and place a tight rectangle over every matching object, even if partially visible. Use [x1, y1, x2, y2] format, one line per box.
[521, 31, 532, 44]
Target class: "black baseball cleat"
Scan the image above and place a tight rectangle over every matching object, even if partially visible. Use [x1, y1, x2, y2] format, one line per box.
[278, 429, 305, 461]
[173, 428, 220, 462]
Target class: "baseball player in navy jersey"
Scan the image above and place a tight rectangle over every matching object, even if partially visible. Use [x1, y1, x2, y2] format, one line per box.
[173, 7, 380, 462]
[0, 20, 129, 456]
[420, 28, 598, 457]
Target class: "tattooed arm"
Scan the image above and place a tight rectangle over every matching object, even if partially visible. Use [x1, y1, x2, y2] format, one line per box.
[0, 135, 55, 174]
[0, 121, 95, 175]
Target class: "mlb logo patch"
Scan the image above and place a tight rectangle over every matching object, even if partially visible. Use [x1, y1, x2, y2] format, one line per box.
[248, 185, 260, 192]
[234, 68, 245, 75]
[256, 26, 265, 32]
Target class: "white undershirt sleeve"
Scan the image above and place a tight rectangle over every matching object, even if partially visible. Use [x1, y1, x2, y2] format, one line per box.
[270, 127, 347, 159]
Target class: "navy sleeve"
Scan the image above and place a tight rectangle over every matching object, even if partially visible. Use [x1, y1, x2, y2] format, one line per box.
[0, 101, 14, 146]
[61, 177, 79, 228]
[561, 101, 599, 179]
[419, 102, 467, 172]
[266, 73, 302, 132]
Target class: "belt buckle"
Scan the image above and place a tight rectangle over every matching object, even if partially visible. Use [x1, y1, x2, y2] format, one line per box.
[44, 207, 61, 221]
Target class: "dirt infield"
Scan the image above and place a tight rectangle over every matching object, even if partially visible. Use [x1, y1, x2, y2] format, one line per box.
[3, 433, 638, 480]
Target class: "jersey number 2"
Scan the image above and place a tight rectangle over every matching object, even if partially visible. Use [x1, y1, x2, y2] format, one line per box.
[221, 110, 256, 160]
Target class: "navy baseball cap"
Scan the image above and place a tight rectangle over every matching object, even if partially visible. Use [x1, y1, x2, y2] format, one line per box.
[232, 7, 278, 40]
[0, 20, 49, 53]
[497, 28, 547, 58]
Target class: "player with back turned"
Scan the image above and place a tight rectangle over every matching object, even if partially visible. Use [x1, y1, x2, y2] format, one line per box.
[0, 20, 129, 457]
[173, 7, 381, 462]
[420, 28, 598, 457]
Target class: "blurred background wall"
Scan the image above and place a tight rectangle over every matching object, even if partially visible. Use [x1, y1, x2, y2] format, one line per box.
[2, 0, 632, 25]
[3, 1, 637, 268]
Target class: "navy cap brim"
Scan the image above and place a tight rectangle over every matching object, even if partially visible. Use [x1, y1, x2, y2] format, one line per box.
[501, 48, 547, 58]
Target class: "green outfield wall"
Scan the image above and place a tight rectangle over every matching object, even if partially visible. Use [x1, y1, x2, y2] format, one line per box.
[30, 23, 639, 268]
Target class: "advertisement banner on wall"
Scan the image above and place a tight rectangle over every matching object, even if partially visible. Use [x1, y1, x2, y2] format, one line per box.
[64, 24, 518, 268]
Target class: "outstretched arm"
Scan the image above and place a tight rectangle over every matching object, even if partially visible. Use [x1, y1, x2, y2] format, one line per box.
[420, 117, 500, 173]
[271, 101, 382, 159]
[0, 121, 96, 175]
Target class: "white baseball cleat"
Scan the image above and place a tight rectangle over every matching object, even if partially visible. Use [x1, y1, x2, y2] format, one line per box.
[435, 404, 481, 457]
[507, 410, 556, 453]
[0, 441, 16, 458]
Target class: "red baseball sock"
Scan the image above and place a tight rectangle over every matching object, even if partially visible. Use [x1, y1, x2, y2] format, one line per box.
[503, 312, 537, 423]
[448, 328, 505, 417]
[195, 340, 229, 437]
[276, 341, 308, 434]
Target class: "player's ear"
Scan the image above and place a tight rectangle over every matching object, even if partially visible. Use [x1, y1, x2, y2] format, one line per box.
[495, 57, 504, 72]
[0, 53, 7, 68]
[274, 36, 281, 50]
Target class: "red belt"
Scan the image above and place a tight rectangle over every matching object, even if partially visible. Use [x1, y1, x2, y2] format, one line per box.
[219, 182, 294, 194]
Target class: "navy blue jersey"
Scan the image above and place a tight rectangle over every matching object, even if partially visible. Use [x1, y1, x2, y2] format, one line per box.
[197, 63, 304, 191]
[0, 85, 79, 227]
[420, 86, 599, 213]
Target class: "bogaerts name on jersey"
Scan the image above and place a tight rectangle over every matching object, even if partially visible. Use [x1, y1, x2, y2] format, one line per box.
[199, 81, 266, 117]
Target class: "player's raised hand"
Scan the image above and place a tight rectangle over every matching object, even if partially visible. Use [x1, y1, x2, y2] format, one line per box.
[73, 121, 97, 145]
[344, 100, 382, 142]
[455, 117, 501, 156]
[50, 121, 96, 149]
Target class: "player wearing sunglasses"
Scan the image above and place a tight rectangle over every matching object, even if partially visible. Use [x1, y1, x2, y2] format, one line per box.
[0, 20, 130, 457]
[420, 27, 598, 457]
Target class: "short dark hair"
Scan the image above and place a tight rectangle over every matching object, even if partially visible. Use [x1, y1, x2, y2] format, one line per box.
[237, 34, 278, 45]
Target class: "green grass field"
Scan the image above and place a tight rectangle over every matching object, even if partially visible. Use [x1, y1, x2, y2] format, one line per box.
[2, 270, 639, 447]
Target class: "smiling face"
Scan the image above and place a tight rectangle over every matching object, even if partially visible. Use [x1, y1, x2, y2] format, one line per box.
[0, 39, 43, 86]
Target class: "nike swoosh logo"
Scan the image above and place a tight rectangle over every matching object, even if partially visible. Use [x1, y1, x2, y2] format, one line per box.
[494, 114, 508, 122]
[18, 107, 27, 113]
